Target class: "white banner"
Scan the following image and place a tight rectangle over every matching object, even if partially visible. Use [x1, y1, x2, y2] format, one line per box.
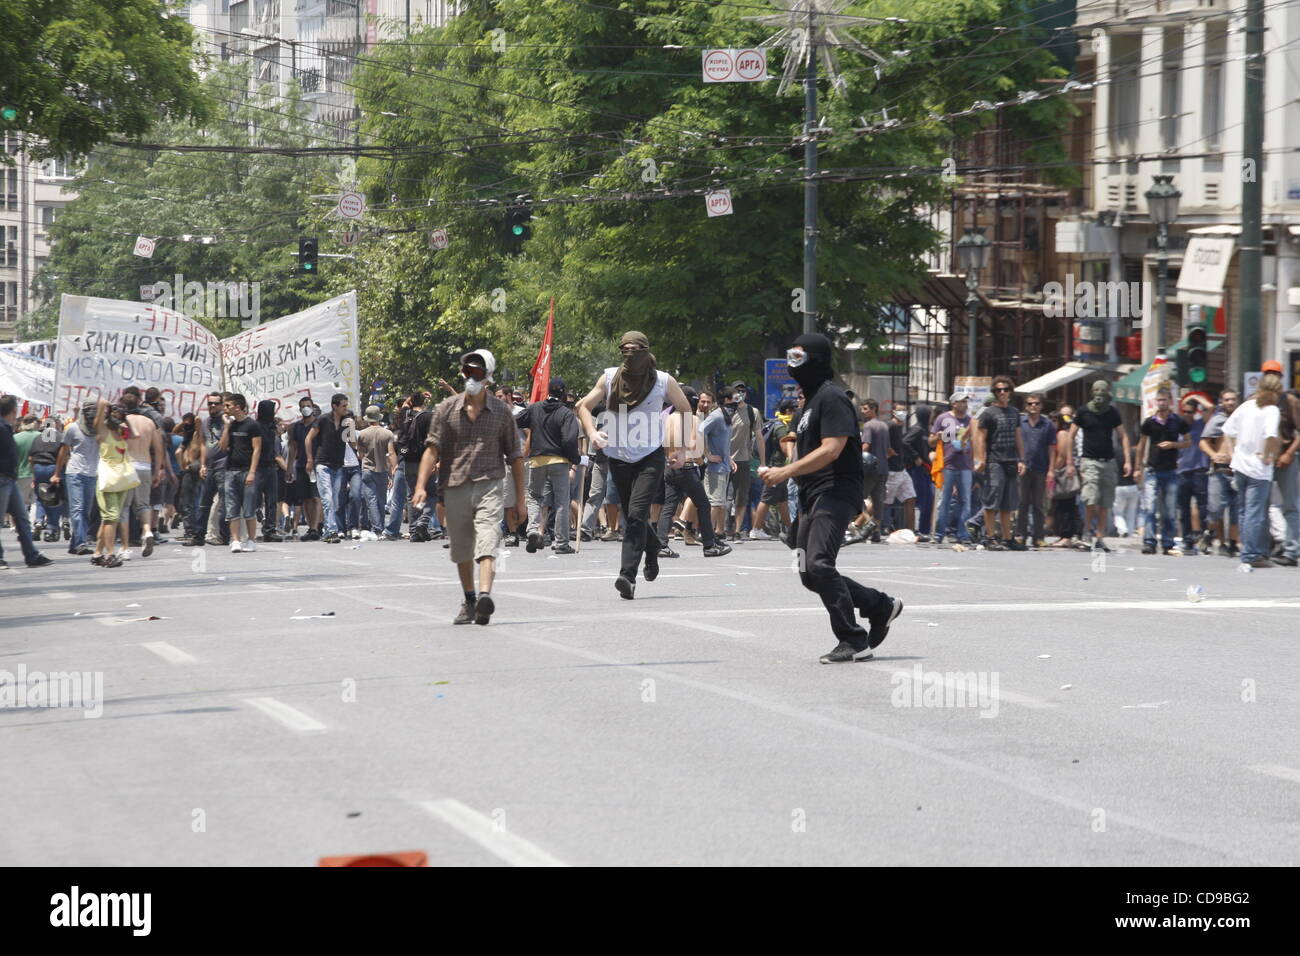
[3, 338, 57, 362]
[0, 348, 56, 408]
[52, 295, 224, 418]
[219, 291, 359, 420]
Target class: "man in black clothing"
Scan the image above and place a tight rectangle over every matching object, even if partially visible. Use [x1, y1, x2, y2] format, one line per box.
[184, 391, 230, 547]
[519, 377, 581, 554]
[284, 398, 323, 539]
[973, 374, 1026, 550]
[305, 392, 357, 544]
[218, 392, 263, 552]
[398, 394, 440, 541]
[761, 333, 903, 664]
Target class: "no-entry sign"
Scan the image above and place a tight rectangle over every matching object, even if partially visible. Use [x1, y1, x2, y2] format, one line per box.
[702, 48, 768, 83]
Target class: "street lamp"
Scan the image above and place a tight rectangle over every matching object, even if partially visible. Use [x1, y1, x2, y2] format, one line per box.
[1144, 174, 1181, 356]
[956, 226, 991, 376]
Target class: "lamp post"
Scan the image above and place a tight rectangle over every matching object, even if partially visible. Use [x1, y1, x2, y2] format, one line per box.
[1144, 174, 1182, 358]
[956, 226, 991, 376]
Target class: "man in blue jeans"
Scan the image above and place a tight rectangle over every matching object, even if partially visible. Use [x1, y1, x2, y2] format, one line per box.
[1136, 388, 1190, 555]
[929, 393, 973, 544]
[53, 402, 101, 554]
[305, 392, 357, 544]
[356, 405, 397, 536]
[1175, 395, 1211, 554]
[0, 395, 53, 569]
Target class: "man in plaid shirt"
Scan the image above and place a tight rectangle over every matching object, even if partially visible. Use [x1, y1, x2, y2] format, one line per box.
[412, 349, 526, 626]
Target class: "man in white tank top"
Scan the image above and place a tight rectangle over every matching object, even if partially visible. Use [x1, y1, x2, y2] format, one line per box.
[576, 331, 693, 600]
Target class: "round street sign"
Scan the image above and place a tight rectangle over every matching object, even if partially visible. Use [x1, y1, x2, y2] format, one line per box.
[706, 190, 733, 217]
[337, 191, 365, 219]
[339, 230, 360, 247]
[703, 50, 734, 82]
[429, 229, 449, 250]
[735, 49, 766, 81]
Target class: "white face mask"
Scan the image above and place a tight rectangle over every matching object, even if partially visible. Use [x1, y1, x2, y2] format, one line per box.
[464, 376, 487, 396]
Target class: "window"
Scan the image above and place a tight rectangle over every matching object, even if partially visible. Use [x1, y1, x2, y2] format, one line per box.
[1108, 33, 1141, 154]
[38, 204, 60, 229]
[4, 225, 16, 266]
[3, 132, 21, 155]
[39, 157, 73, 179]
[1161, 29, 1183, 153]
[4, 166, 16, 208]
[1203, 21, 1227, 153]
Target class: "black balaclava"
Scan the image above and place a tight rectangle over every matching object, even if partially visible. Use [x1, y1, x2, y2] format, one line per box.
[256, 399, 277, 423]
[913, 403, 932, 432]
[788, 333, 834, 397]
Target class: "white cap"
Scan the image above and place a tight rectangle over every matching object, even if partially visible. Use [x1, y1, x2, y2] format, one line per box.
[461, 348, 496, 383]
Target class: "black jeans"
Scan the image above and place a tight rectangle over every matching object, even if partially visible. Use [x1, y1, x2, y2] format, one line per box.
[608, 448, 665, 581]
[655, 463, 717, 547]
[796, 492, 890, 643]
[192, 467, 228, 543]
[257, 465, 279, 533]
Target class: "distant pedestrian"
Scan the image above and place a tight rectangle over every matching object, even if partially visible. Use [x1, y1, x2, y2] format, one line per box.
[0, 396, 53, 570]
[973, 375, 1025, 551]
[1222, 372, 1283, 568]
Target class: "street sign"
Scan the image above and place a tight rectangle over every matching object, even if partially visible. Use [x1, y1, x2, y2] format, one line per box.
[139, 284, 156, 302]
[132, 236, 155, 258]
[764, 358, 797, 418]
[339, 230, 360, 247]
[705, 189, 733, 217]
[702, 48, 768, 83]
[429, 229, 449, 249]
[336, 191, 365, 219]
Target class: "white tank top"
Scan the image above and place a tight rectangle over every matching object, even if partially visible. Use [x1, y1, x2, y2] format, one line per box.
[601, 368, 668, 463]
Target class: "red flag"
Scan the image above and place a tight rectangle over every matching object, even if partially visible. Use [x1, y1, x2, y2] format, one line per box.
[529, 298, 555, 404]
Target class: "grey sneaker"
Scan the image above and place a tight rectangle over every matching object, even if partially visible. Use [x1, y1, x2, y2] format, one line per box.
[819, 640, 873, 664]
[453, 600, 476, 625]
[866, 597, 904, 649]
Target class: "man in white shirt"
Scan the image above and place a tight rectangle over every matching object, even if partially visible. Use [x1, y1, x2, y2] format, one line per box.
[1222, 372, 1283, 568]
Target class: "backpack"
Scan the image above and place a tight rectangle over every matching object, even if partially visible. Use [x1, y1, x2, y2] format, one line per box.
[394, 406, 419, 456]
[761, 418, 784, 463]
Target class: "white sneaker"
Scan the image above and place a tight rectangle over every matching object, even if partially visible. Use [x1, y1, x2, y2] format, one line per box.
[119, 549, 132, 561]
[230, 539, 243, 553]
[244, 538, 257, 552]
[748, 529, 771, 540]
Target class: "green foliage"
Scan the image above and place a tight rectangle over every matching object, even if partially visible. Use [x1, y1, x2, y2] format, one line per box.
[0, 0, 210, 161]
[333, 0, 1071, 396]
[32, 62, 342, 339]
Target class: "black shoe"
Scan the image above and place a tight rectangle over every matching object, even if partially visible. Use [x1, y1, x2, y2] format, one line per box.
[89, 555, 103, 567]
[473, 594, 495, 625]
[142, 535, 155, 558]
[323, 533, 341, 544]
[552, 543, 576, 555]
[985, 539, 1006, 551]
[1092, 539, 1111, 553]
[1141, 545, 1157, 555]
[1249, 558, 1275, 569]
[102, 554, 123, 568]
[262, 532, 284, 543]
[503, 533, 519, 548]
[819, 639, 873, 664]
[25, 554, 53, 568]
[181, 536, 204, 547]
[643, 557, 659, 582]
[865, 596, 904, 649]
[579, 528, 593, 542]
[703, 542, 732, 557]
[1007, 538, 1028, 551]
[72, 544, 95, 556]
[526, 532, 541, 553]
[453, 600, 476, 625]
[615, 576, 635, 600]
[1272, 554, 1297, 567]
[42, 530, 60, 543]
[657, 547, 679, 559]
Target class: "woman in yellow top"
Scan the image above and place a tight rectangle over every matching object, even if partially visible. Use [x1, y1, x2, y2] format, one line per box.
[91, 398, 140, 568]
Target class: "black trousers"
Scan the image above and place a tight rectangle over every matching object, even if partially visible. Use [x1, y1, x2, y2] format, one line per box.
[193, 467, 228, 543]
[608, 448, 665, 581]
[796, 492, 889, 642]
[655, 463, 717, 547]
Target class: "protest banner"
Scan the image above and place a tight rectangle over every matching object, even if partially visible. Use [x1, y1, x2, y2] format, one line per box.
[0, 347, 56, 410]
[219, 291, 359, 420]
[52, 295, 224, 418]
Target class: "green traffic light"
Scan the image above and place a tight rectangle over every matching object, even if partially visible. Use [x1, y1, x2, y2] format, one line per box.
[1, 107, 17, 122]
[1190, 367, 1207, 384]
[511, 224, 524, 236]
[304, 262, 313, 270]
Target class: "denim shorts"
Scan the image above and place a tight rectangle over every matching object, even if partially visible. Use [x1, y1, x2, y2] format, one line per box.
[222, 469, 259, 520]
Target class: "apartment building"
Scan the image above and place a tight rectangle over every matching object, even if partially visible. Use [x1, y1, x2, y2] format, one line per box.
[1061, 0, 1300, 405]
[0, 134, 77, 344]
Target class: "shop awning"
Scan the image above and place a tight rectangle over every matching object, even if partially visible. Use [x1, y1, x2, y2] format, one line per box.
[1014, 361, 1102, 394]
[1113, 337, 1225, 404]
[1176, 236, 1236, 308]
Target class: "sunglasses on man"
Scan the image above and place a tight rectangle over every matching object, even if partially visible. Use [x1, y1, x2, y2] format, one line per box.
[461, 363, 487, 379]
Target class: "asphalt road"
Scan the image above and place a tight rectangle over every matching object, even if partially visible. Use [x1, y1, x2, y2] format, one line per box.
[2, 531, 1297, 866]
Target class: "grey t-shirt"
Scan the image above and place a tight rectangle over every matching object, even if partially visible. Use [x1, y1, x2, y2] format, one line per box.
[60, 421, 99, 477]
[860, 418, 891, 476]
[729, 402, 760, 461]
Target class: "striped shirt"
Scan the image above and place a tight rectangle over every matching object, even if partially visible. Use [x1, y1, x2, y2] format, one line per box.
[426, 392, 521, 488]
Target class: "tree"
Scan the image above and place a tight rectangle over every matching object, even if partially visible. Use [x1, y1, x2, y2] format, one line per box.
[0, 0, 209, 162]
[31, 62, 342, 339]
[336, 0, 1072, 395]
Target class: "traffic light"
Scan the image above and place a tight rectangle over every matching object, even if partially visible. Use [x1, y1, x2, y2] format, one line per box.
[1186, 315, 1209, 385]
[298, 236, 319, 274]
[504, 194, 533, 245]
[1174, 348, 1191, 387]
[1, 106, 17, 123]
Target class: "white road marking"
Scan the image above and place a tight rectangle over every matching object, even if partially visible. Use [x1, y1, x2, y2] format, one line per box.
[42, 590, 77, 601]
[249, 582, 281, 591]
[243, 697, 326, 732]
[644, 616, 752, 639]
[491, 590, 571, 605]
[139, 641, 197, 664]
[861, 663, 1056, 710]
[1249, 764, 1300, 785]
[417, 798, 566, 867]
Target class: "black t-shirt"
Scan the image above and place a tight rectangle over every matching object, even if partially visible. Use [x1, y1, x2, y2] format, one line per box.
[311, 413, 354, 470]
[794, 383, 863, 503]
[290, 419, 313, 473]
[226, 417, 262, 470]
[978, 404, 1021, 461]
[887, 422, 906, 472]
[1074, 406, 1121, 460]
[405, 409, 434, 463]
[1141, 413, 1190, 471]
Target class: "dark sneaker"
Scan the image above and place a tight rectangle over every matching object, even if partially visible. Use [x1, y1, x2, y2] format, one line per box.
[553, 543, 576, 555]
[25, 554, 53, 568]
[1227, 543, 1240, 558]
[1007, 538, 1028, 551]
[181, 536, 204, 546]
[43, 530, 60, 543]
[579, 528, 594, 542]
[503, 534, 519, 548]
[915, 533, 931, 543]
[615, 576, 635, 600]
[819, 640, 872, 664]
[323, 533, 341, 544]
[965, 518, 984, 541]
[657, 547, 679, 559]
[985, 539, 1006, 551]
[703, 542, 732, 558]
[453, 600, 476, 625]
[526, 532, 542, 553]
[474, 594, 495, 625]
[1249, 558, 1275, 569]
[1141, 545, 1157, 555]
[865, 597, 904, 649]
[89, 555, 103, 566]
[72, 544, 95, 556]
[102, 554, 123, 568]
[262, 532, 284, 543]
[1273, 554, 1298, 567]
[1092, 539, 1111, 553]
[0, 559, 8, 570]
[643, 557, 659, 582]
[142, 535, 155, 558]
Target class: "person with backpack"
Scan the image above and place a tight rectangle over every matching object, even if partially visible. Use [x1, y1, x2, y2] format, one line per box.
[519, 377, 580, 554]
[751, 398, 795, 539]
[29, 418, 66, 543]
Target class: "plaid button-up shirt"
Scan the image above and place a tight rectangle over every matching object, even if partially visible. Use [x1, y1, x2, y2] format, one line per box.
[427, 392, 521, 488]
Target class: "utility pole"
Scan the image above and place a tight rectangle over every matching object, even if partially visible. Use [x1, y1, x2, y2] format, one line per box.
[802, 6, 818, 336]
[1239, 0, 1265, 373]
